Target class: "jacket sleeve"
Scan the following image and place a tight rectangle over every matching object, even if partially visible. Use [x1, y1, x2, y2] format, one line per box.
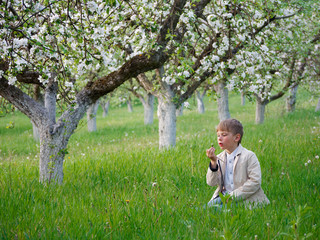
[230, 153, 262, 200]
[206, 162, 221, 187]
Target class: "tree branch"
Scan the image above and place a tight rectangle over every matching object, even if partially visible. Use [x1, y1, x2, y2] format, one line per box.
[0, 77, 47, 125]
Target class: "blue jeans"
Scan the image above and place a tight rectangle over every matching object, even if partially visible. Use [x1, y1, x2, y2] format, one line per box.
[207, 196, 223, 208]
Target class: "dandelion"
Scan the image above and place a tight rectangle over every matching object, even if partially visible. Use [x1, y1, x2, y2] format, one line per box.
[315, 155, 319, 159]
[125, 200, 130, 204]
[304, 163, 308, 166]
[259, 139, 263, 143]
[307, 160, 311, 164]
[152, 182, 157, 187]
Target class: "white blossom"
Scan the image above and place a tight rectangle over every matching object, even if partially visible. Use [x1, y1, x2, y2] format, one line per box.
[184, 102, 190, 108]
[65, 82, 73, 87]
[183, 71, 190, 78]
[8, 76, 17, 85]
[13, 38, 28, 49]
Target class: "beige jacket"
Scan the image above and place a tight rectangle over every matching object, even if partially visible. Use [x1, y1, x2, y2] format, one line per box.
[206, 145, 270, 205]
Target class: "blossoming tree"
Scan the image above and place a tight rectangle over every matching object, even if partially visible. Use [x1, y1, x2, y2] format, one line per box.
[0, 0, 191, 183]
[230, 3, 320, 123]
[137, 0, 308, 147]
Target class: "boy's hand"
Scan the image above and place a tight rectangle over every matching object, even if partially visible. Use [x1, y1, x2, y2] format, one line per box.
[206, 146, 217, 168]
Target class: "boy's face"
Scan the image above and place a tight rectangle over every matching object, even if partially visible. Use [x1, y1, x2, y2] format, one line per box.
[217, 130, 240, 154]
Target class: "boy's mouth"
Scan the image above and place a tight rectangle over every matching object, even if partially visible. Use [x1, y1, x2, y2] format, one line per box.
[218, 142, 223, 147]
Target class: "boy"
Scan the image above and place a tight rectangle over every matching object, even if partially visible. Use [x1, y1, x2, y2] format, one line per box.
[206, 119, 269, 207]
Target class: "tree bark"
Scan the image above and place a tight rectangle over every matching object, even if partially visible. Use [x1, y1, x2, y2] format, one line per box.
[127, 98, 133, 112]
[214, 80, 231, 121]
[156, 66, 177, 149]
[87, 100, 100, 132]
[39, 125, 65, 184]
[32, 84, 43, 141]
[32, 120, 40, 142]
[176, 104, 184, 116]
[143, 93, 154, 125]
[286, 85, 298, 112]
[102, 99, 110, 117]
[196, 90, 205, 114]
[255, 98, 266, 124]
[241, 91, 246, 106]
[44, 78, 58, 124]
[316, 98, 320, 112]
[158, 95, 177, 149]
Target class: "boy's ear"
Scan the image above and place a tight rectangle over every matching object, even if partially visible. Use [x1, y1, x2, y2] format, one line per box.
[234, 133, 241, 142]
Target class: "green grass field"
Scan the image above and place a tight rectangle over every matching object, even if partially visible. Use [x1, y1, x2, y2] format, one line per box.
[0, 92, 319, 239]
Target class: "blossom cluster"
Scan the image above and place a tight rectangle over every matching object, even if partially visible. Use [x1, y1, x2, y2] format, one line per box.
[1, 0, 319, 103]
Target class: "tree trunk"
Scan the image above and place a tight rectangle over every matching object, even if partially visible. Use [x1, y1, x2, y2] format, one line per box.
[158, 96, 177, 149]
[176, 104, 184, 116]
[196, 90, 205, 114]
[143, 93, 154, 125]
[32, 121, 40, 141]
[241, 91, 246, 106]
[127, 98, 133, 112]
[39, 126, 65, 184]
[87, 100, 100, 132]
[102, 99, 110, 117]
[214, 80, 231, 121]
[255, 99, 266, 124]
[286, 85, 298, 112]
[44, 79, 58, 124]
[316, 98, 320, 112]
[38, 78, 89, 184]
[32, 84, 43, 141]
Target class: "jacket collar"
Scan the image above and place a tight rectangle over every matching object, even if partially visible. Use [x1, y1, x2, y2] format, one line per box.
[221, 144, 243, 172]
[233, 144, 243, 171]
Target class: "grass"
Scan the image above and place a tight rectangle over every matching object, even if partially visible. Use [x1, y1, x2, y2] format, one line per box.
[0, 91, 319, 239]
